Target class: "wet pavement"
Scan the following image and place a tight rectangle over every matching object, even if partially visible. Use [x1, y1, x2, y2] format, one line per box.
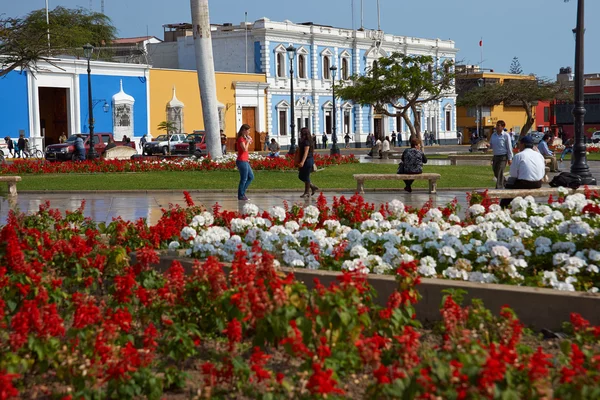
[1, 149, 598, 226]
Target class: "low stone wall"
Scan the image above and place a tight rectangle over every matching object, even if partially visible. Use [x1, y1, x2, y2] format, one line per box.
[148, 254, 600, 331]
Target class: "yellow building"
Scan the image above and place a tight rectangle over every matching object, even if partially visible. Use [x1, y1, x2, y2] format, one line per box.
[456, 71, 536, 142]
[149, 69, 268, 146]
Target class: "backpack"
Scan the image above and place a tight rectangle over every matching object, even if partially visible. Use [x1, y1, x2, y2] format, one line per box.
[549, 172, 582, 189]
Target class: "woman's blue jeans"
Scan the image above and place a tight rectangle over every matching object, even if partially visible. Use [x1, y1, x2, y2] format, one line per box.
[236, 160, 254, 199]
[560, 147, 573, 161]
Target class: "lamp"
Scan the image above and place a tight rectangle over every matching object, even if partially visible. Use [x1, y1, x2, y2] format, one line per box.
[237, 105, 242, 116]
[330, 65, 340, 155]
[83, 43, 96, 160]
[286, 44, 297, 154]
[570, 0, 595, 184]
[103, 101, 109, 113]
[476, 78, 484, 138]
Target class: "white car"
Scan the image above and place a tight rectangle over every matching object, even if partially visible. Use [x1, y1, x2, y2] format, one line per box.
[591, 131, 600, 144]
[143, 134, 187, 155]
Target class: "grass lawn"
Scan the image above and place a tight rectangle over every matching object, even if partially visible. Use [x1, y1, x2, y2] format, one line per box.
[16, 164, 498, 191]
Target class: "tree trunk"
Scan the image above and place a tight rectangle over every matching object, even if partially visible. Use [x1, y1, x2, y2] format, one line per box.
[519, 101, 535, 138]
[190, 0, 222, 158]
[0, 62, 22, 78]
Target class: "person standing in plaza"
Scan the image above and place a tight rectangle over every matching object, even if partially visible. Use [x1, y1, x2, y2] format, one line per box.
[263, 132, 269, 151]
[73, 134, 86, 161]
[17, 134, 28, 158]
[140, 134, 147, 150]
[391, 131, 397, 147]
[4, 137, 14, 158]
[313, 133, 318, 149]
[488, 120, 513, 189]
[297, 127, 318, 198]
[365, 133, 372, 148]
[344, 133, 350, 149]
[380, 136, 390, 158]
[236, 124, 254, 201]
[59, 132, 67, 144]
[220, 130, 227, 155]
[321, 132, 328, 149]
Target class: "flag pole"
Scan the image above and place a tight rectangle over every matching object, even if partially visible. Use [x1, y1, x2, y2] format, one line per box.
[480, 37, 483, 69]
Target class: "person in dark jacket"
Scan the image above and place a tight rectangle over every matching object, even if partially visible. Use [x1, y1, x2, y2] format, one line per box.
[298, 128, 318, 198]
[4, 137, 14, 158]
[17, 134, 28, 158]
[398, 137, 428, 193]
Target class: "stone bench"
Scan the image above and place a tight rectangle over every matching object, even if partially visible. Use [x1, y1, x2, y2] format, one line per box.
[380, 151, 403, 160]
[449, 155, 552, 166]
[0, 176, 21, 196]
[353, 173, 441, 194]
[103, 146, 138, 160]
[480, 185, 600, 200]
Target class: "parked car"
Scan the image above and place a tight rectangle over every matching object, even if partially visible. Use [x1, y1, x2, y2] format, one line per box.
[172, 132, 206, 156]
[143, 134, 187, 155]
[44, 133, 134, 161]
[591, 131, 600, 144]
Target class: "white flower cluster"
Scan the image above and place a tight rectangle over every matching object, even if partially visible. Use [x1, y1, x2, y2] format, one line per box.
[171, 193, 600, 292]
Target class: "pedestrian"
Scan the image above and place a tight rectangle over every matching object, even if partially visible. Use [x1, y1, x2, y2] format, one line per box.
[321, 132, 328, 149]
[140, 134, 147, 150]
[391, 131, 397, 147]
[365, 133, 371, 148]
[488, 120, 513, 189]
[73, 134, 86, 161]
[235, 124, 254, 201]
[297, 127, 318, 198]
[17, 134, 28, 158]
[102, 137, 117, 158]
[220, 129, 227, 155]
[344, 133, 351, 148]
[313, 134, 318, 149]
[375, 136, 382, 158]
[268, 138, 280, 157]
[59, 132, 67, 144]
[538, 134, 559, 172]
[457, 131, 463, 145]
[398, 137, 428, 193]
[263, 132, 269, 151]
[4, 137, 14, 158]
[423, 131, 429, 146]
[500, 135, 545, 207]
[560, 137, 573, 162]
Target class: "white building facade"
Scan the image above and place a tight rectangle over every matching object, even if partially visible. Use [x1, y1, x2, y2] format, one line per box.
[151, 18, 458, 147]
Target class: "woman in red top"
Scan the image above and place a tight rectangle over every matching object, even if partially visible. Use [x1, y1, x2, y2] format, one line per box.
[236, 124, 254, 201]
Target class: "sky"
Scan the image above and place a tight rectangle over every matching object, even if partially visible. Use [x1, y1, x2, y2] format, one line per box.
[7, 0, 600, 79]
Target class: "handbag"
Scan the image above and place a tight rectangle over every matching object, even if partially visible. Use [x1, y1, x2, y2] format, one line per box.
[396, 162, 405, 174]
[294, 149, 303, 167]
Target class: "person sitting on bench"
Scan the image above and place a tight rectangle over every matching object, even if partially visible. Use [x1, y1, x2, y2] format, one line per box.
[538, 134, 559, 172]
[500, 135, 545, 208]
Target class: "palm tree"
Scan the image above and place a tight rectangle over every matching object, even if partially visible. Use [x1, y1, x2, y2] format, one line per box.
[157, 120, 177, 155]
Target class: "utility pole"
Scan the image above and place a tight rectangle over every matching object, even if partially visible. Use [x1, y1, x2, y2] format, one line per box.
[45, 0, 50, 52]
[190, 0, 222, 158]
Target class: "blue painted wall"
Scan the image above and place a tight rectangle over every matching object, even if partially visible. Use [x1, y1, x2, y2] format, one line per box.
[79, 75, 147, 136]
[254, 42, 262, 73]
[0, 71, 30, 138]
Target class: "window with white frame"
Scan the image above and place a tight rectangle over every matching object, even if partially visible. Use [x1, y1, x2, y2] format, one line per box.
[340, 51, 351, 80]
[445, 105, 453, 131]
[342, 104, 352, 134]
[276, 52, 286, 78]
[276, 100, 289, 136]
[297, 47, 309, 79]
[321, 48, 333, 80]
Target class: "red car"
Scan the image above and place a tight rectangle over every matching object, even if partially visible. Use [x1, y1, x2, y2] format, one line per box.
[172, 132, 206, 157]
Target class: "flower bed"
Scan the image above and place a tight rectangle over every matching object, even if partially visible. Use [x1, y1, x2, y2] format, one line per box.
[0, 153, 358, 175]
[162, 189, 600, 293]
[551, 143, 600, 153]
[1, 204, 600, 398]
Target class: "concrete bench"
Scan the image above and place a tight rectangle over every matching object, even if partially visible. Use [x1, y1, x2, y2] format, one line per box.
[103, 146, 138, 160]
[449, 154, 551, 166]
[0, 176, 21, 196]
[380, 151, 403, 160]
[353, 173, 441, 194]
[480, 185, 600, 200]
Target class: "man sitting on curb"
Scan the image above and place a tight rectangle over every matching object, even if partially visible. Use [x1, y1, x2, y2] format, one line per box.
[538, 134, 560, 172]
[500, 135, 546, 208]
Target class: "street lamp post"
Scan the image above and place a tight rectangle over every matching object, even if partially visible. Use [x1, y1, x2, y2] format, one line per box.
[286, 45, 297, 154]
[330, 65, 340, 155]
[83, 43, 96, 160]
[476, 78, 483, 139]
[570, 0, 596, 184]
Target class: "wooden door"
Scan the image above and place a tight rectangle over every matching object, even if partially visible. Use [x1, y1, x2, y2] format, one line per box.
[242, 107, 259, 150]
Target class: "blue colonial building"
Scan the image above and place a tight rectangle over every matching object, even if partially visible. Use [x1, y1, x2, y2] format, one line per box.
[0, 57, 149, 148]
[151, 18, 458, 146]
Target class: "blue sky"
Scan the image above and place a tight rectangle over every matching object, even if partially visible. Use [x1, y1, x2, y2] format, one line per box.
[7, 0, 600, 79]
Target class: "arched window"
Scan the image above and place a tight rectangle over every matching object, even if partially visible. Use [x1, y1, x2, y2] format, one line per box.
[298, 54, 306, 79]
[323, 56, 331, 79]
[276, 53, 286, 78]
[341, 58, 349, 80]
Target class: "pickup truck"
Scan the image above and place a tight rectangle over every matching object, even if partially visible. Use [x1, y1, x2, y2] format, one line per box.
[44, 133, 135, 161]
[142, 134, 187, 155]
[172, 131, 206, 157]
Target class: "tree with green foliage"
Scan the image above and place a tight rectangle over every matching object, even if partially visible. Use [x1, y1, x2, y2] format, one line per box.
[335, 53, 454, 141]
[0, 7, 117, 77]
[457, 78, 572, 137]
[508, 57, 523, 75]
[157, 120, 178, 155]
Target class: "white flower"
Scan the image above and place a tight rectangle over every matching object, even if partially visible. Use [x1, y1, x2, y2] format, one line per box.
[350, 245, 369, 259]
[553, 253, 571, 266]
[168, 241, 180, 251]
[491, 246, 511, 259]
[242, 203, 260, 216]
[285, 221, 300, 232]
[388, 199, 405, 215]
[270, 206, 286, 222]
[442, 267, 469, 280]
[588, 287, 599, 294]
[181, 226, 197, 241]
[588, 250, 600, 262]
[468, 271, 497, 284]
[439, 246, 457, 259]
[468, 204, 485, 216]
[587, 264, 599, 274]
[557, 186, 569, 196]
[418, 256, 437, 277]
[370, 212, 384, 222]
